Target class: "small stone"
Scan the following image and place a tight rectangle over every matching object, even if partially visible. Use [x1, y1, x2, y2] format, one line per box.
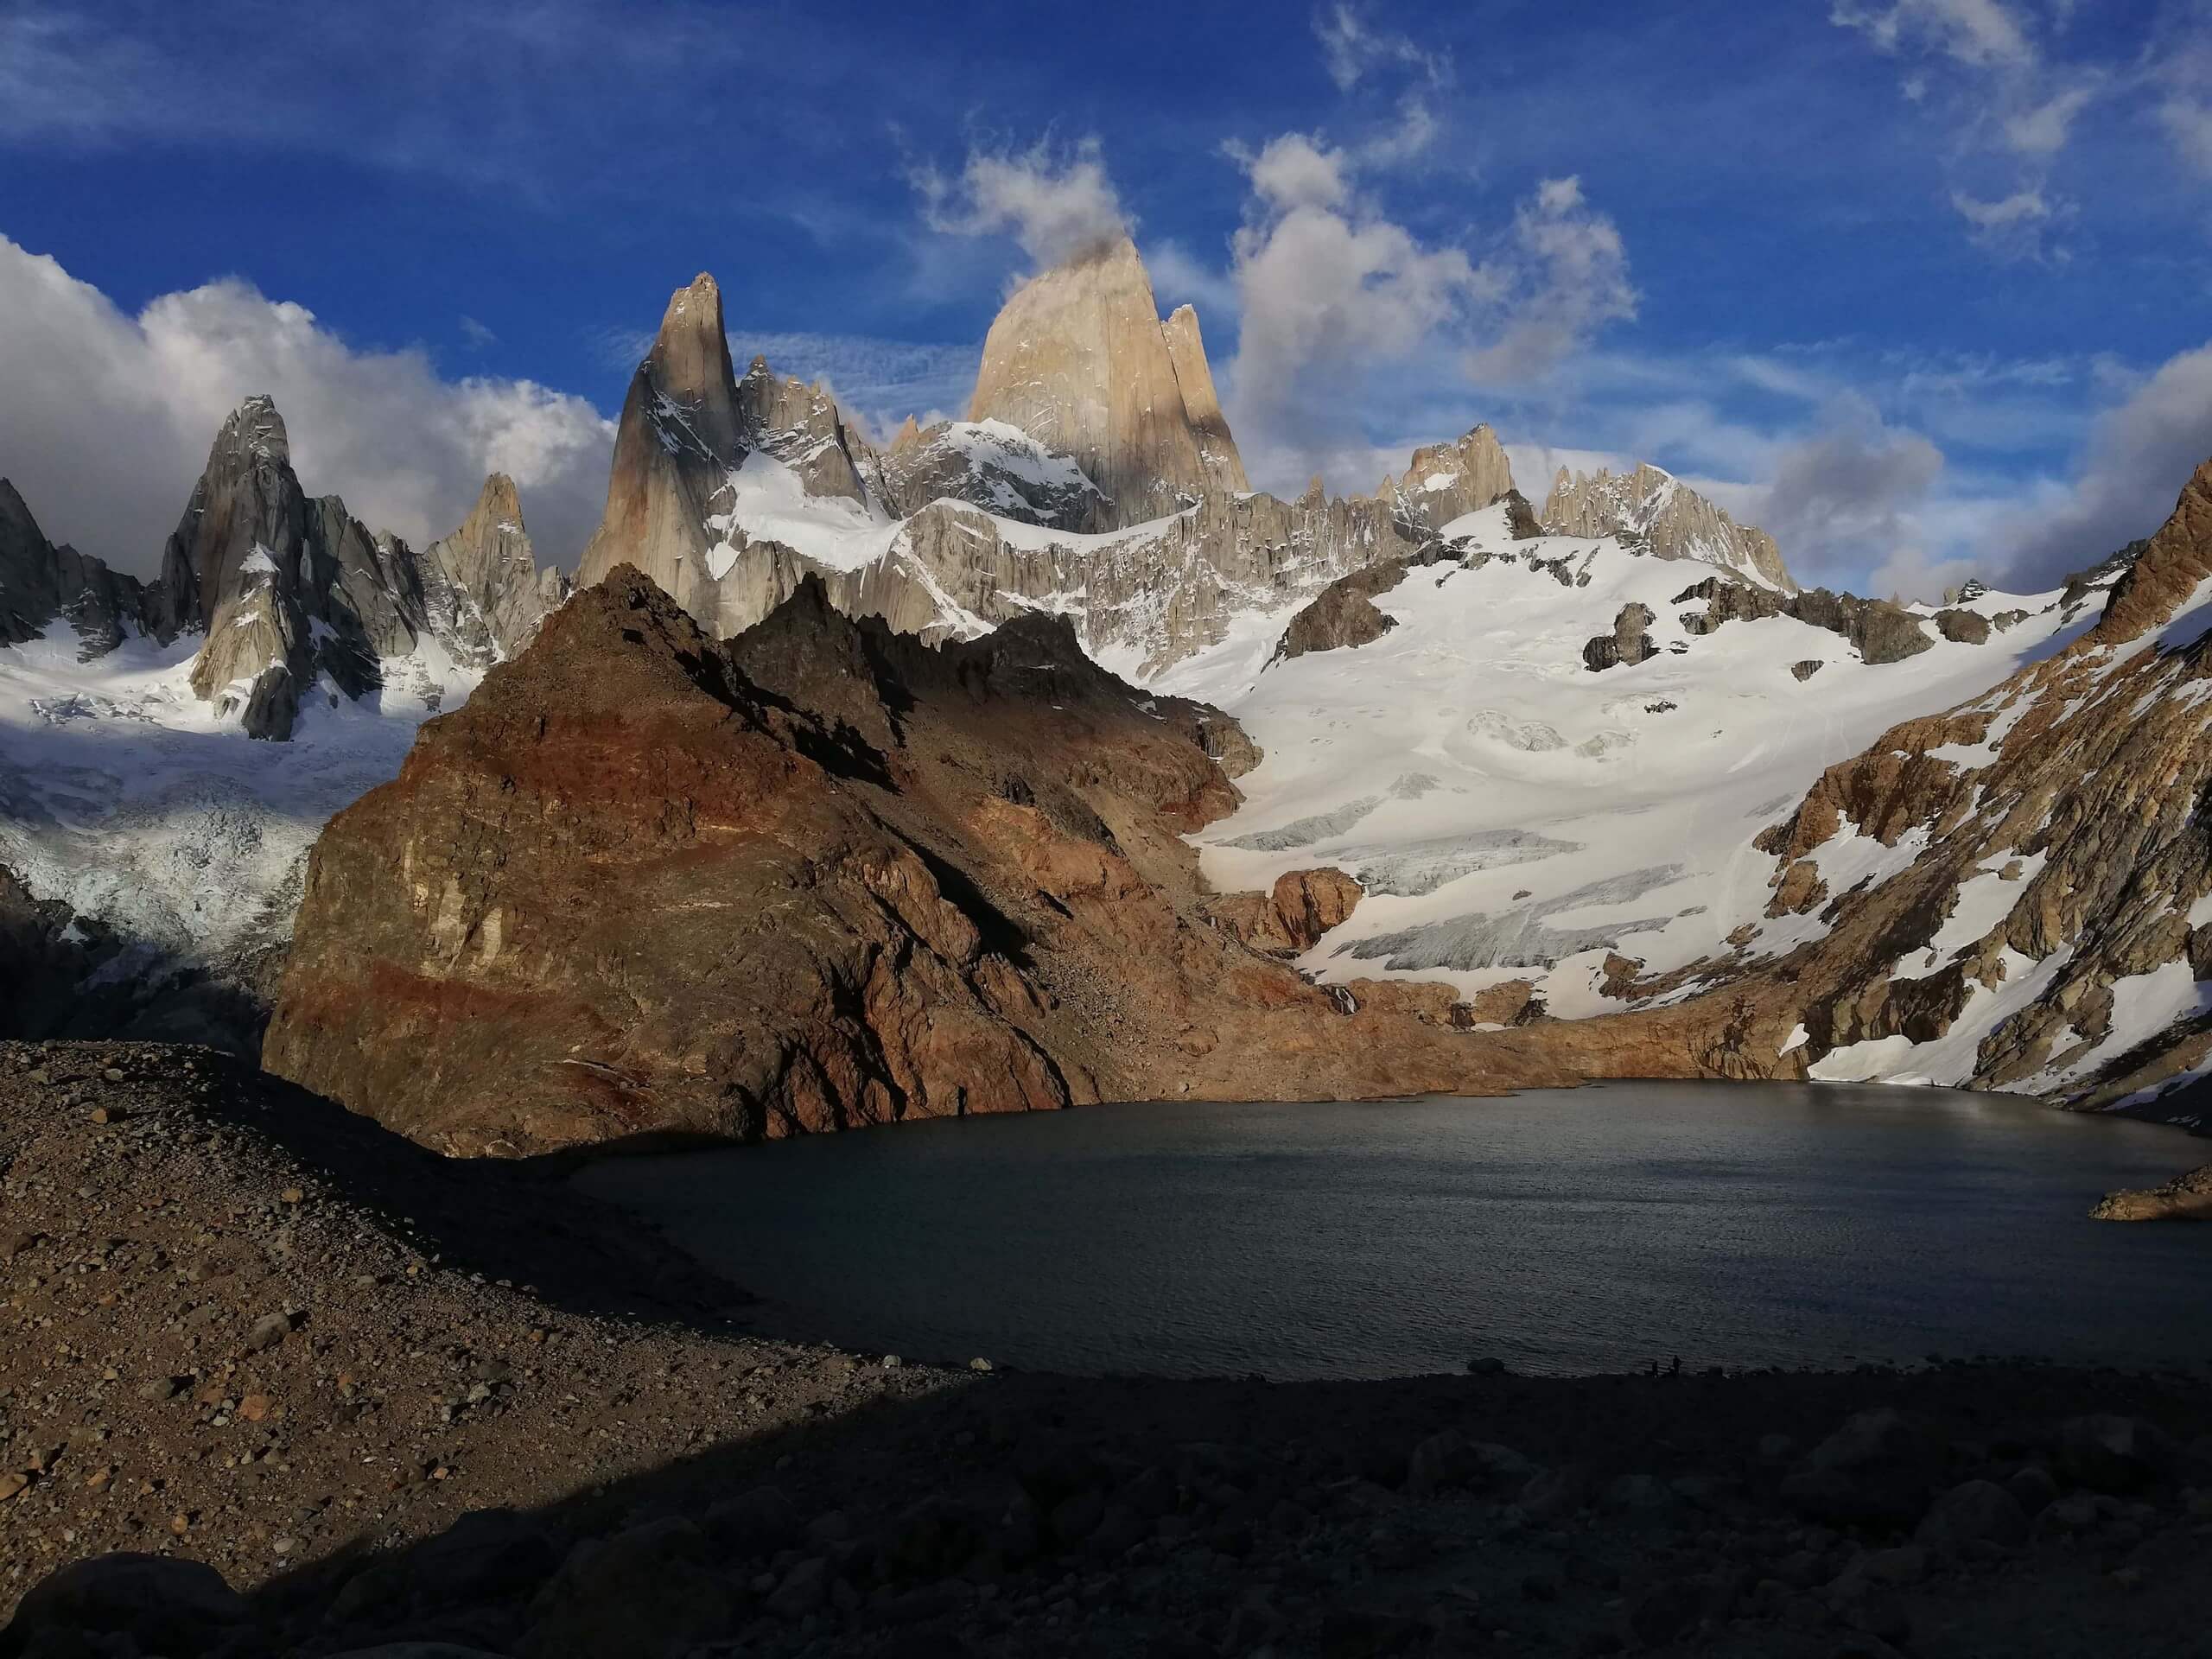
[280, 1188, 304, 1205]
[882, 1354, 903, 1369]
[88, 1106, 112, 1125]
[969, 1357, 993, 1373]
[0, 1471, 29, 1502]
[245, 1311, 296, 1352]
[102, 1066, 125, 1082]
[238, 1394, 273, 1422]
[1466, 1355, 1508, 1376]
[138, 1376, 183, 1402]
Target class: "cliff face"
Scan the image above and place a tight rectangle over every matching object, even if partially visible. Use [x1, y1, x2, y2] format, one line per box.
[1544, 462, 1795, 592]
[263, 569, 1595, 1154]
[967, 236, 1249, 526]
[0, 480, 151, 658]
[1376, 425, 1516, 534]
[574, 274, 749, 619]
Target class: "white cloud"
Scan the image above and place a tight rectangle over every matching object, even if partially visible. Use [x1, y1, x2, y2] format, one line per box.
[1829, 0, 2035, 67]
[913, 137, 1131, 272]
[1984, 340, 2212, 589]
[2165, 96, 2212, 175]
[0, 236, 613, 576]
[1950, 186, 2050, 231]
[1464, 176, 1637, 385]
[1313, 3, 1447, 92]
[2001, 79, 2095, 153]
[1243, 132, 1353, 213]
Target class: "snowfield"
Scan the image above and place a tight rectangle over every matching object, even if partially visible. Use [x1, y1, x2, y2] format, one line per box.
[0, 625, 477, 973]
[1150, 505, 2097, 1033]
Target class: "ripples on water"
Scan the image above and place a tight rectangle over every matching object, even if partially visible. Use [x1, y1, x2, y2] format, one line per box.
[573, 1083, 2212, 1380]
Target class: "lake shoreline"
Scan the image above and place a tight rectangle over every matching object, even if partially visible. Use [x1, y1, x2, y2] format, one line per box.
[7, 1043, 2211, 1658]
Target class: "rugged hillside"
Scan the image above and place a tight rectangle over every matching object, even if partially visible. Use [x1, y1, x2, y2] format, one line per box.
[262, 569, 1599, 1154]
[1706, 458, 2212, 1108]
[0, 481, 150, 656]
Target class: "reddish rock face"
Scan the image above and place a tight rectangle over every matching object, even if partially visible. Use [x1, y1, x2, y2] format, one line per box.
[265, 569, 1606, 1154]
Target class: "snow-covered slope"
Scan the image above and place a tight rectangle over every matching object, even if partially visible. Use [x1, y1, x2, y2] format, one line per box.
[1154, 503, 2091, 1021]
[0, 622, 475, 997]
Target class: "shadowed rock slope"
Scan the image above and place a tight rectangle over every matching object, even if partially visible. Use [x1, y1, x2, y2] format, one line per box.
[264, 569, 1588, 1154]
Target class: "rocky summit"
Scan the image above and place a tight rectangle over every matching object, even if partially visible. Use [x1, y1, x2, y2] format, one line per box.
[968, 234, 1249, 524]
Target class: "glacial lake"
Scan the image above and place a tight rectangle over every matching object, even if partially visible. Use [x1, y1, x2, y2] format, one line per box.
[573, 1083, 2212, 1380]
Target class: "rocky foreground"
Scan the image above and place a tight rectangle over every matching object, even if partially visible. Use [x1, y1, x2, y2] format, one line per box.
[3, 1043, 2210, 1658]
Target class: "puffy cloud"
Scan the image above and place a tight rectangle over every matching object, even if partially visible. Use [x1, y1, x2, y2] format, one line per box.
[1985, 341, 2212, 588]
[1243, 132, 1352, 213]
[1228, 201, 1478, 430]
[0, 236, 613, 576]
[914, 137, 1131, 272]
[1464, 177, 1637, 386]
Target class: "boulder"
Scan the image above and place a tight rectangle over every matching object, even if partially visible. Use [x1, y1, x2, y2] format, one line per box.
[2, 1554, 247, 1656]
[2056, 1415, 2172, 1493]
[518, 1517, 734, 1659]
[1916, 1479, 2027, 1554]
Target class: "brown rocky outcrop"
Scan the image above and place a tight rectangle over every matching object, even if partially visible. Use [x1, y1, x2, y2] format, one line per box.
[1582, 602, 1656, 671]
[265, 571, 1607, 1154]
[1269, 561, 1408, 662]
[2090, 1164, 2212, 1221]
[967, 237, 1248, 524]
[1205, 868, 1363, 957]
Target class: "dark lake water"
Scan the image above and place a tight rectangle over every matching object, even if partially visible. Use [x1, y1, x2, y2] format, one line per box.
[572, 1083, 2212, 1380]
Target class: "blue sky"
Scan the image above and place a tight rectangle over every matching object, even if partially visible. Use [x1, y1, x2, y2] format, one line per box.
[2, 0, 2209, 596]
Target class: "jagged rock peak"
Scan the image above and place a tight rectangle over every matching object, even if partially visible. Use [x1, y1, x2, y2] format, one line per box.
[1378, 424, 1516, 532]
[1542, 461, 1795, 591]
[215, 393, 291, 464]
[0, 479, 153, 657]
[575, 272, 753, 615]
[644, 272, 744, 464]
[423, 473, 557, 664]
[968, 233, 1249, 526]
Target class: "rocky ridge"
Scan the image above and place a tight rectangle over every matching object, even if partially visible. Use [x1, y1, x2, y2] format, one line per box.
[0, 483, 153, 659]
[260, 568, 1605, 1155]
[1544, 462, 1795, 591]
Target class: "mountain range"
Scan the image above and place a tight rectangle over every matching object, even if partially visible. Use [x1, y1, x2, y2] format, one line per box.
[4, 237, 2209, 1149]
